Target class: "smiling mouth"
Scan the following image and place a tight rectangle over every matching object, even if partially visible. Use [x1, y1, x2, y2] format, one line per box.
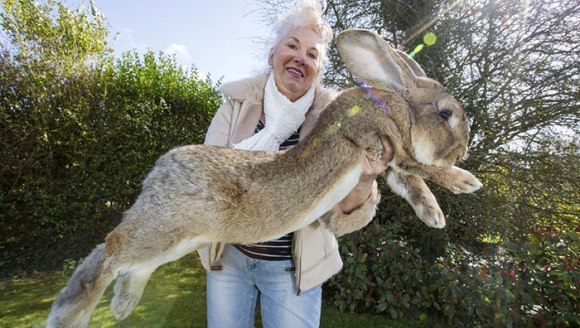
[286, 67, 304, 78]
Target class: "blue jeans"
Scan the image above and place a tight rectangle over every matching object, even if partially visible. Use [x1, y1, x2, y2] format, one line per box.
[206, 244, 322, 328]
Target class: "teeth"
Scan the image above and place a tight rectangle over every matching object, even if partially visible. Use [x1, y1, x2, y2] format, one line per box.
[287, 68, 303, 77]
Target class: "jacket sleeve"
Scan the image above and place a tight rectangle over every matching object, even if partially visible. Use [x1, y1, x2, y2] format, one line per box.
[319, 181, 381, 237]
[204, 99, 235, 147]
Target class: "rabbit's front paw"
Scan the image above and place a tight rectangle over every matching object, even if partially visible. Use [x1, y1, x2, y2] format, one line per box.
[446, 167, 483, 194]
[387, 171, 447, 229]
[429, 166, 483, 194]
[415, 203, 446, 229]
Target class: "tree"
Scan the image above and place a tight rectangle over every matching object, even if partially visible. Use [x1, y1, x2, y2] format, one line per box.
[1, 0, 112, 273]
[260, 0, 579, 249]
[0, 0, 110, 67]
[258, 0, 578, 324]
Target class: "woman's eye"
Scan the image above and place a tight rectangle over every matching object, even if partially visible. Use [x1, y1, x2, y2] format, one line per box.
[308, 52, 317, 59]
[288, 43, 298, 50]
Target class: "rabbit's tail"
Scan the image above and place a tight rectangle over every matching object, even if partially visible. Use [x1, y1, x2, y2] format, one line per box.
[47, 243, 115, 328]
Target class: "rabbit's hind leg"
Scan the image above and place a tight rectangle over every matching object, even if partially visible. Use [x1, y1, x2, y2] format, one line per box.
[111, 266, 155, 320]
[109, 234, 210, 320]
[47, 244, 116, 328]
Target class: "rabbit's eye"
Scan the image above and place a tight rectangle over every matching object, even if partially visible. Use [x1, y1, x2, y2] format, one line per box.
[439, 109, 452, 120]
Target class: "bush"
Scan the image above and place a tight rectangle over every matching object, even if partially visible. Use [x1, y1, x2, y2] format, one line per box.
[0, 47, 222, 275]
[329, 222, 427, 319]
[327, 220, 579, 327]
[508, 228, 579, 326]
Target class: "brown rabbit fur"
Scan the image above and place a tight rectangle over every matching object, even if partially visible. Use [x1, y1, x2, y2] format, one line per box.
[46, 29, 481, 327]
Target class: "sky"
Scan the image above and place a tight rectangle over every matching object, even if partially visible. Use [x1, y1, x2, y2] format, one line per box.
[93, 0, 270, 83]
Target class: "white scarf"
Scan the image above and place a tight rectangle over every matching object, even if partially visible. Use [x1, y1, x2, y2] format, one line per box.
[233, 73, 315, 151]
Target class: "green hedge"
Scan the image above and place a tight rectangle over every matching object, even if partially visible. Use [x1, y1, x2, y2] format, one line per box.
[0, 49, 222, 276]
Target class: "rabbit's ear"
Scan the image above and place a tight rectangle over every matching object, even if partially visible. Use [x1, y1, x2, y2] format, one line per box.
[337, 29, 417, 91]
[394, 49, 427, 78]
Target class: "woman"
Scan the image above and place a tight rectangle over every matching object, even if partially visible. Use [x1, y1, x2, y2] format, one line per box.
[198, 1, 393, 327]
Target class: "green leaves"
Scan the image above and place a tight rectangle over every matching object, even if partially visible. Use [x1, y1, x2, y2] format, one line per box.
[319, 0, 578, 324]
[328, 213, 578, 326]
[1, 0, 110, 69]
[0, 1, 222, 276]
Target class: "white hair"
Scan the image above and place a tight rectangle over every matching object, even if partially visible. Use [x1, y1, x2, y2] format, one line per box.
[268, 0, 332, 82]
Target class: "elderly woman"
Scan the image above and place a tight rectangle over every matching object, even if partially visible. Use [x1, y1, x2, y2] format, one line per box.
[198, 1, 393, 327]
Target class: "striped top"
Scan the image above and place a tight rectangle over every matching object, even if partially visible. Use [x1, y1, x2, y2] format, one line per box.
[234, 120, 300, 261]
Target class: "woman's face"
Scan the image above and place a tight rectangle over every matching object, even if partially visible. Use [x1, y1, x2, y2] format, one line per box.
[269, 27, 323, 102]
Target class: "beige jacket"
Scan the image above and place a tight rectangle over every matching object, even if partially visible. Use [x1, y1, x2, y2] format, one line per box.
[197, 73, 381, 292]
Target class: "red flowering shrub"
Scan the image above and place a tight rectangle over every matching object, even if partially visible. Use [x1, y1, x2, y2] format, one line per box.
[327, 223, 579, 327]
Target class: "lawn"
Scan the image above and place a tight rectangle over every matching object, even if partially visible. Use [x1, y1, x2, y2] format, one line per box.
[0, 255, 429, 327]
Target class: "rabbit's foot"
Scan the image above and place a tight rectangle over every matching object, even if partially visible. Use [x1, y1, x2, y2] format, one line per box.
[111, 290, 140, 320]
[111, 268, 154, 320]
[413, 165, 483, 194]
[442, 167, 483, 194]
[387, 171, 446, 228]
[415, 203, 446, 228]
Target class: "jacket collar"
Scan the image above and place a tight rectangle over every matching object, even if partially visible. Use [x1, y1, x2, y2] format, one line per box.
[218, 72, 269, 103]
[219, 72, 336, 110]
[219, 72, 337, 142]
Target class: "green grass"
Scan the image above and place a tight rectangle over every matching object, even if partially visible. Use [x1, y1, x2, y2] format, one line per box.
[0, 255, 425, 327]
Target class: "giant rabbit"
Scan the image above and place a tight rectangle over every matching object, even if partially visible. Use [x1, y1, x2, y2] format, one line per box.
[47, 29, 482, 327]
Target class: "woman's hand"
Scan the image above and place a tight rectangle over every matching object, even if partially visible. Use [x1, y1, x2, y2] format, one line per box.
[338, 136, 394, 214]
